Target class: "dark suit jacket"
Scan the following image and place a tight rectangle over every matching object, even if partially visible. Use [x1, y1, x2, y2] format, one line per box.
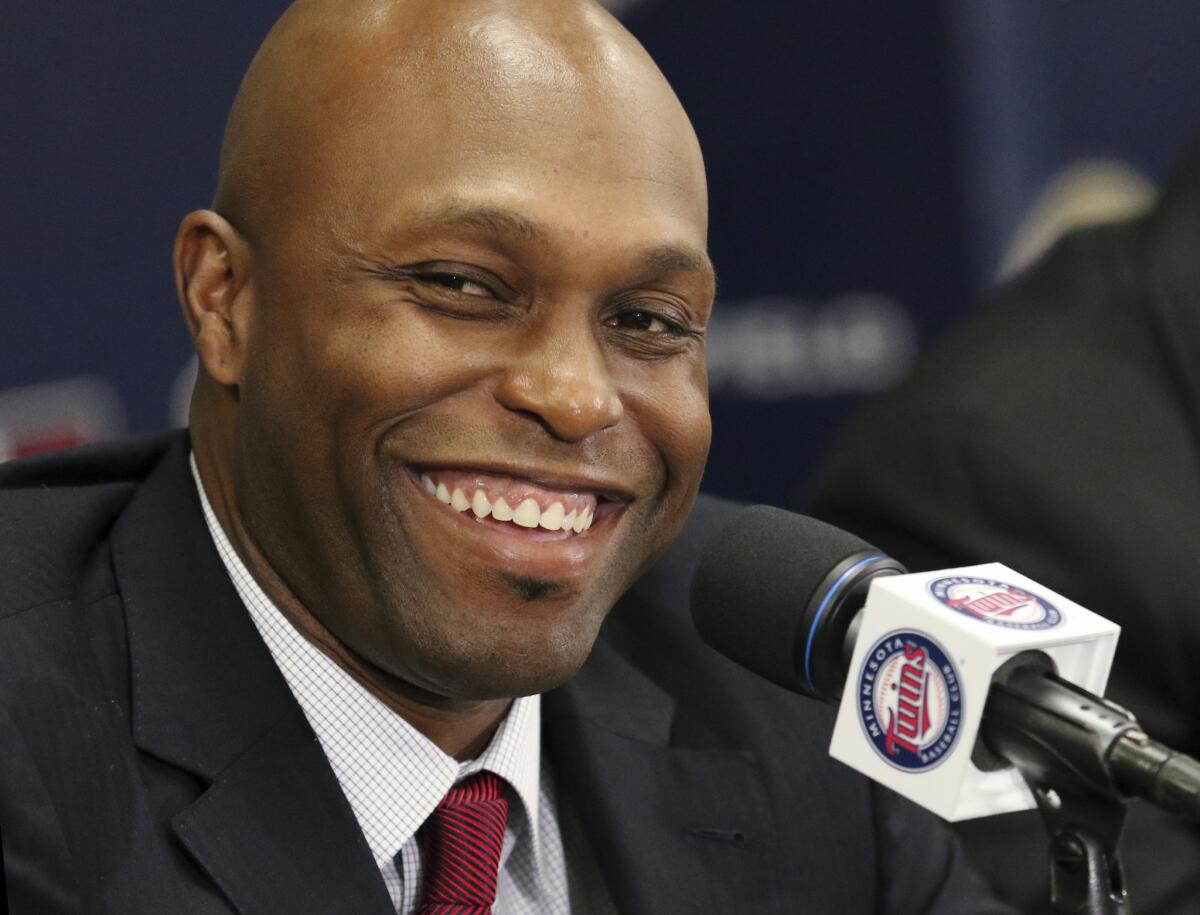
[807, 146, 1200, 913]
[0, 432, 1008, 914]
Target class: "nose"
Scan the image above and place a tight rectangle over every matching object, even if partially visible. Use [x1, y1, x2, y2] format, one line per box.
[495, 324, 624, 443]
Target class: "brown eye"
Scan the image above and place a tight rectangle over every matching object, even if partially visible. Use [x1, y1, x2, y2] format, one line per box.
[614, 309, 684, 336]
[423, 273, 494, 298]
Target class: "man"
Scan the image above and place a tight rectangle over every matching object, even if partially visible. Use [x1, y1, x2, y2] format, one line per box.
[0, 2, 1011, 912]
[808, 145, 1200, 913]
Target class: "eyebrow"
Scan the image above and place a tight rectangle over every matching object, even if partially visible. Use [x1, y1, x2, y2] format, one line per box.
[405, 203, 548, 242]
[640, 243, 717, 284]
[400, 202, 717, 284]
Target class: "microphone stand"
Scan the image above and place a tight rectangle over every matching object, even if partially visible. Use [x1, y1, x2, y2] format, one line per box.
[981, 654, 1135, 915]
[1032, 782, 1129, 915]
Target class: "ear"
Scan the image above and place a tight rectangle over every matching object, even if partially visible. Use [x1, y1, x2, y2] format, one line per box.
[173, 210, 254, 387]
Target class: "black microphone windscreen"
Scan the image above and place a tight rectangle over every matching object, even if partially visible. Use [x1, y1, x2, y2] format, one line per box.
[690, 505, 879, 694]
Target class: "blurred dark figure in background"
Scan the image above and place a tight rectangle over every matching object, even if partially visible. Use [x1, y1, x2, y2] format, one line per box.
[807, 144, 1200, 913]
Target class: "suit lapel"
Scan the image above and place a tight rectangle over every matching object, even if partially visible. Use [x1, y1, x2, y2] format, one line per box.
[171, 705, 394, 915]
[112, 435, 393, 915]
[545, 622, 777, 915]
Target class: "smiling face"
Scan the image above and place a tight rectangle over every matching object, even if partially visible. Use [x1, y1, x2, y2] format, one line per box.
[185, 0, 714, 701]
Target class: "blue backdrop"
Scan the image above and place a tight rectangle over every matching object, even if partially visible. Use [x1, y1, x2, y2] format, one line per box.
[3, 1, 1199, 503]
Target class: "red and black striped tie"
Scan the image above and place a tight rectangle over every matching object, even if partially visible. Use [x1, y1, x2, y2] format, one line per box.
[416, 771, 509, 914]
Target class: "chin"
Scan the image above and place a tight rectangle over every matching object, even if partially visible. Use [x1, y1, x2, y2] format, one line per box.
[417, 605, 608, 701]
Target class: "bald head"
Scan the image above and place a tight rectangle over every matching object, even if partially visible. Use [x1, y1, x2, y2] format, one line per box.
[214, 0, 705, 245]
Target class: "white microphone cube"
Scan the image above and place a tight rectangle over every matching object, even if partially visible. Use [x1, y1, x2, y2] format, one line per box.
[828, 562, 1120, 820]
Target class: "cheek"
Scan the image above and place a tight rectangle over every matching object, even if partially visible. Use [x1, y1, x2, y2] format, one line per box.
[259, 297, 501, 432]
[624, 363, 711, 495]
[665, 403, 712, 493]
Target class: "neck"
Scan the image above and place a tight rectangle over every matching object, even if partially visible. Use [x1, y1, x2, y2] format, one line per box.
[190, 418, 510, 761]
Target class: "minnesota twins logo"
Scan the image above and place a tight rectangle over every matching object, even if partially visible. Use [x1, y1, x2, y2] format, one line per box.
[929, 576, 1062, 631]
[857, 631, 963, 771]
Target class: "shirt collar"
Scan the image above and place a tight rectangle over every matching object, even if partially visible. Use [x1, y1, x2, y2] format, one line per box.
[189, 453, 544, 875]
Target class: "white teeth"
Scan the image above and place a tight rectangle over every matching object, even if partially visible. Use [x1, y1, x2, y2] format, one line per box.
[471, 490, 491, 518]
[424, 475, 595, 534]
[573, 505, 593, 533]
[539, 502, 565, 531]
[512, 498, 541, 528]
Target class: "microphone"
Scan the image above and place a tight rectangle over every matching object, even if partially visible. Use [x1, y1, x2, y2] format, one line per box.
[691, 503, 904, 703]
[691, 504, 1200, 823]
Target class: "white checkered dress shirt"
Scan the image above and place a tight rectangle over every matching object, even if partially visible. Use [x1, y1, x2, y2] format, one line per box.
[191, 455, 613, 914]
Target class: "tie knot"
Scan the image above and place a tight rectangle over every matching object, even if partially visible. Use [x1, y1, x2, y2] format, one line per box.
[441, 770, 506, 808]
[417, 772, 510, 914]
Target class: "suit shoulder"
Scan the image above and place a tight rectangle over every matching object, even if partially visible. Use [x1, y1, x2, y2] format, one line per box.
[0, 433, 175, 617]
[0, 431, 173, 490]
[0, 482, 134, 617]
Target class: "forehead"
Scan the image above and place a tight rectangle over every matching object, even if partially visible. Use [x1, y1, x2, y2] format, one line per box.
[277, 18, 708, 252]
